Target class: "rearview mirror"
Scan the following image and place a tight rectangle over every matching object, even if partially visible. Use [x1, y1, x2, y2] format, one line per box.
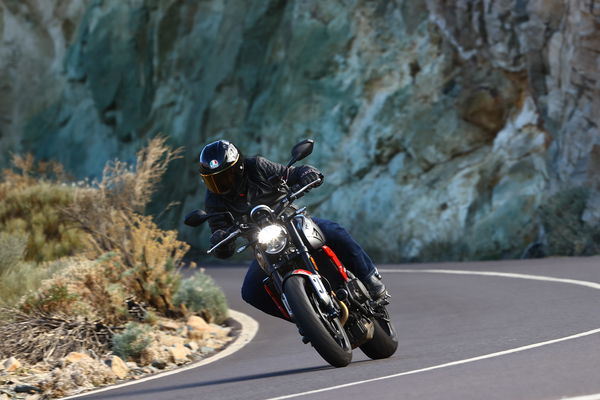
[184, 209, 210, 227]
[184, 209, 234, 227]
[287, 139, 314, 167]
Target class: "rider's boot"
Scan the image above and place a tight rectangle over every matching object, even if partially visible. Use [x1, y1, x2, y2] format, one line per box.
[363, 270, 388, 301]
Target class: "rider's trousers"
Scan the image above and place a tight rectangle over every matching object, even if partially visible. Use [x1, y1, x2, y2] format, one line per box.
[241, 218, 376, 320]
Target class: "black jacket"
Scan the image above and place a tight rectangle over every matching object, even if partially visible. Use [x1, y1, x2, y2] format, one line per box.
[204, 156, 319, 257]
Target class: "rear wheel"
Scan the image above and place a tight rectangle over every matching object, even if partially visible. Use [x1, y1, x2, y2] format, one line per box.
[284, 275, 352, 367]
[359, 307, 398, 359]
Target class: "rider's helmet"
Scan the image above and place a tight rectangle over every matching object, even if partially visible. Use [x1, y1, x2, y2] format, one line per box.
[199, 140, 245, 194]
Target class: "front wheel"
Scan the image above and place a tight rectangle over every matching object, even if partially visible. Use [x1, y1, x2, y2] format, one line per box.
[359, 308, 398, 359]
[284, 275, 352, 367]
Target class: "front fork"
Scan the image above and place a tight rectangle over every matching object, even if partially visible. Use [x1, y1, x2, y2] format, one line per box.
[279, 221, 340, 319]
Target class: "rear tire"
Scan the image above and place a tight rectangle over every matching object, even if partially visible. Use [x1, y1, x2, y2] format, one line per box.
[359, 310, 398, 359]
[284, 275, 352, 367]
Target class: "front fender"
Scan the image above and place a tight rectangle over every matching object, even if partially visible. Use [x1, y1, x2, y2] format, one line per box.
[282, 270, 333, 310]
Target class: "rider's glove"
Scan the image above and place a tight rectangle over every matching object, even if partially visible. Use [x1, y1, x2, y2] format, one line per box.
[210, 229, 228, 245]
[209, 229, 235, 259]
[299, 167, 324, 189]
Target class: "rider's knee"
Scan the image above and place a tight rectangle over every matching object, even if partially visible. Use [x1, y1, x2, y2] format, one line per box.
[240, 284, 253, 305]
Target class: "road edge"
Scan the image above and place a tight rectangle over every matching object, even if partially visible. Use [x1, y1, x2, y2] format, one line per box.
[61, 309, 259, 400]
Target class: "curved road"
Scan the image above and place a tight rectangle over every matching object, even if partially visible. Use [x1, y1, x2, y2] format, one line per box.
[76, 257, 600, 400]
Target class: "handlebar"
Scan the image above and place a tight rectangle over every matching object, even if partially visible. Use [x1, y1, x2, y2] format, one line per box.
[290, 178, 322, 200]
[206, 178, 322, 254]
[275, 178, 322, 216]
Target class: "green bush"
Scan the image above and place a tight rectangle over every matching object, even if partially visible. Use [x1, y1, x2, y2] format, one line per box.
[0, 142, 225, 370]
[0, 232, 27, 271]
[2, 140, 203, 328]
[0, 233, 68, 307]
[0, 182, 88, 262]
[174, 271, 228, 324]
[23, 283, 79, 313]
[112, 322, 152, 361]
[20, 255, 130, 325]
[0, 157, 80, 264]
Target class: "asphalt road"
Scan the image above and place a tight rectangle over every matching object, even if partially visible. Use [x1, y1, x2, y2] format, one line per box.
[76, 256, 600, 400]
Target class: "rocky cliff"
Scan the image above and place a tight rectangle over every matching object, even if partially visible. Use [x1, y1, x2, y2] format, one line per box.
[2, 0, 599, 261]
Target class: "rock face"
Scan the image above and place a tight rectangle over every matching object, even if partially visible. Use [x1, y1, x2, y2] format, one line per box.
[2, 0, 599, 261]
[0, 0, 89, 164]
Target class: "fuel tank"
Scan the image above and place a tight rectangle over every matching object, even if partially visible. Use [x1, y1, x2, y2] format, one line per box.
[294, 215, 326, 250]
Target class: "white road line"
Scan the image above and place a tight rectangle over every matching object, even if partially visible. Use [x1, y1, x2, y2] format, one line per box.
[265, 269, 600, 400]
[266, 328, 600, 400]
[61, 309, 258, 400]
[381, 269, 600, 290]
[562, 395, 600, 400]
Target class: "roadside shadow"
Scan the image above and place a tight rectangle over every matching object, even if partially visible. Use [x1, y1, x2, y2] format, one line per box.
[94, 365, 333, 399]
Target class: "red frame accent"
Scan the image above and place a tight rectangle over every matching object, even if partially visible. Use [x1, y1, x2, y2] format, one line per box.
[291, 269, 313, 276]
[322, 245, 349, 281]
[263, 283, 291, 320]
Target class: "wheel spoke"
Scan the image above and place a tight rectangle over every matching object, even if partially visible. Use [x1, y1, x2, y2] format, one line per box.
[284, 276, 352, 367]
[309, 292, 350, 350]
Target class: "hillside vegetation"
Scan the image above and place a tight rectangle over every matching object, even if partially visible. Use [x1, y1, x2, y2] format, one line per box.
[0, 138, 228, 365]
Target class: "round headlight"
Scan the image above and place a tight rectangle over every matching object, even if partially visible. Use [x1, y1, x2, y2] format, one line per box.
[257, 225, 288, 254]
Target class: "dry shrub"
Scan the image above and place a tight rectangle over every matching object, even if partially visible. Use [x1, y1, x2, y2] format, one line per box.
[0, 233, 69, 307]
[0, 308, 113, 364]
[118, 214, 188, 315]
[21, 138, 188, 322]
[64, 212, 188, 316]
[20, 256, 129, 325]
[0, 156, 87, 262]
[40, 357, 116, 397]
[0, 138, 228, 367]
[68, 136, 180, 219]
[64, 137, 182, 256]
[0, 154, 68, 193]
[62, 137, 188, 317]
[0, 156, 87, 306]
[98, 136, 180, 213]
[0, 137, 186, 313]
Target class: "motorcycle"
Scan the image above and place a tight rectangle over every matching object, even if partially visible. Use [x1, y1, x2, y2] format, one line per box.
[186, 139, 398, 367]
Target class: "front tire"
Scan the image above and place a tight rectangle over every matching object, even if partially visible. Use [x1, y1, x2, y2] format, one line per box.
[284, 275, 352, 367]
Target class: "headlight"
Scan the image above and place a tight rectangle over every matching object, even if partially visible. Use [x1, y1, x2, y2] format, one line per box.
[257, 225, 288, 254]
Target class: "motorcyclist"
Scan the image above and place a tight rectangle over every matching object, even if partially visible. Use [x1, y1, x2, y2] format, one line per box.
[195, 139, 387, 320]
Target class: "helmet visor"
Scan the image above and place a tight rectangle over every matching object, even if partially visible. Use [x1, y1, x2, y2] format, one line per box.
[200, 161, 240, 194]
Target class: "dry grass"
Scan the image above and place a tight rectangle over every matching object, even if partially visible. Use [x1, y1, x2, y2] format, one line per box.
[74, 136, 181, 215]
[0, 155, 87, 262]
[0, 233, 69, 307]
[19, 256, 128, 325]
[0, 138, 185, 315]
[1, 154, 68, 192]
[0, 308, 113, 364]
[61, 137, 188, 316]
